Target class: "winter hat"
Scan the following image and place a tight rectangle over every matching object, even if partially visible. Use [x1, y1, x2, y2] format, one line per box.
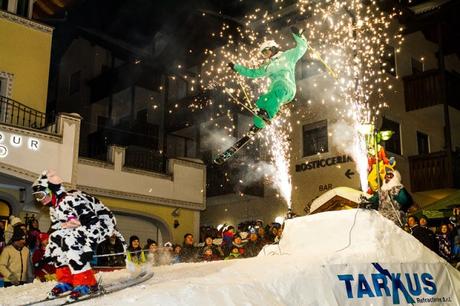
[164, 242, 173, 248]
[32, 169, 65, 195]
[129, 235, 140, 244]
[11, 231, 26, 242]
[9, 215, 23, 227]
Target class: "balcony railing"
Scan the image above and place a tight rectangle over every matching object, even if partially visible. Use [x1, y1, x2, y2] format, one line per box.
[403, 69, 460, 111]
[124, 146, 168, 174]
[0, 95, 57, 133]
[409, 151, 460, 192]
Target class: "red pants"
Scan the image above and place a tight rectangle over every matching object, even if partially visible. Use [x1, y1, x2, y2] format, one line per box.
[56, 266, 96, 286]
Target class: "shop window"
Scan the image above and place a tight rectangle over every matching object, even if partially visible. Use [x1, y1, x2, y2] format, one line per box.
[381, 44, 396, 76]
[303, 120, 328, 157]
[69, 71, 81, 95]
[417, 131, 429, 155]
[381, 117, 401, 155]
[411, 58, 423, 74]
[16, 0, 29, 17]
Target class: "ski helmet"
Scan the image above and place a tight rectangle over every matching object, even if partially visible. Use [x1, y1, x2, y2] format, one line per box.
[259, 40, 280, 53]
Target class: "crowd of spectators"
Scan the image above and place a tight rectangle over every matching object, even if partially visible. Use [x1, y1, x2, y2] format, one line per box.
[404, 211, 460, 267]
[1, 208, 460, 288]
[118, 219, 284, 267]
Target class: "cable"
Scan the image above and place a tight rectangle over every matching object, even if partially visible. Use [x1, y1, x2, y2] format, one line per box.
[335, 208, 360, 252]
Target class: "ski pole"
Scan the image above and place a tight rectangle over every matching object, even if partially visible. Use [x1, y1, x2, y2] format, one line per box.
[238, 81, 254, 108]
[309, 46, 338, 79]
[224, 88, 258, 117]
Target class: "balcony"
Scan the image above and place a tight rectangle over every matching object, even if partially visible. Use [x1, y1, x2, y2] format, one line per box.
[403, 69, 460, 111]
[0, 95, 57, 133]
[409, 151, 460, 192]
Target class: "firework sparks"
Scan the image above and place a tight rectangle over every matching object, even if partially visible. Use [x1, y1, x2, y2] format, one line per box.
[196, 0, 401, 201]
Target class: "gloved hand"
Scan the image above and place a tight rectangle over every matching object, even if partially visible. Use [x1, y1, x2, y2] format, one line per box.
[62, 218, 81, 229]
[228, 62, 235, 71]
[291, 26, 303, 36]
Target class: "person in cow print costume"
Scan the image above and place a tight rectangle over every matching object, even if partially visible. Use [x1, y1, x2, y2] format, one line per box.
[32, 170, 126, 301]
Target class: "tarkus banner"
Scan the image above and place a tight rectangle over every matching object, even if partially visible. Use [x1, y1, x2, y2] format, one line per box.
[325, 262, 457, 305]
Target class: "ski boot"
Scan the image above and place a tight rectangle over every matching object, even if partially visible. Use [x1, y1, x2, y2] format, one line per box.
[47, 282, 73, 299]
[67, 285, 99, 302]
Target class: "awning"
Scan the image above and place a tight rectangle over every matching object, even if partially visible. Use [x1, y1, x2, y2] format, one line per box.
[415, 189, 460, 218]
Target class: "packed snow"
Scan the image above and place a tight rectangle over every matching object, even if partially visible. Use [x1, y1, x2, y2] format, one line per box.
[1, 209, 459, 306]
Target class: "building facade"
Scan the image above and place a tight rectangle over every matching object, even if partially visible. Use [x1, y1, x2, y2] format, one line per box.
[0, 5, 206, 245]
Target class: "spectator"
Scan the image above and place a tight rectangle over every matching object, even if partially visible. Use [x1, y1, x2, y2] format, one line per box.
[96, 234, 125, 267]
[180, 233, 198, 263]
[419, 215, 429, 229]
[232, 234, 245, 257]
[221, 226, 235, 256]
[407, 215, 438, 254]
[26, 218, 41, 253]
[4, 215, 26, 244]
[202, 235, 224, 259]
[224, 246, 242, 260]
[145, 240, 159, 266]
[274, 227, 283, 243]
[268, 223, 281, 242]
[171, 244, 182, 264]
[201, 246, 220, 261]
[257, 227, 270, 246]
[32, 233, 56, 282]
[0, 220, 5, 253]
[436, 224, 453, 262]
[0, 231, 32, 287]
[245, 230, 263, 258]
[126, 235, 146, 265]
[158, 242, 174, 266]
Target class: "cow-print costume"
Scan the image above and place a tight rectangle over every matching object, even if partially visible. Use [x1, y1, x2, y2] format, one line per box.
[32, 171, 126, 274]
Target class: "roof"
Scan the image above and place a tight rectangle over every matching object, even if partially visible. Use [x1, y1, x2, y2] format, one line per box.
[309, 187, 367, 213]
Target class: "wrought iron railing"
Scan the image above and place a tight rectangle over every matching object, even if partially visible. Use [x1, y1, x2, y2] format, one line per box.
[0, 95, 57, 133]
[124, 146, 168, 174]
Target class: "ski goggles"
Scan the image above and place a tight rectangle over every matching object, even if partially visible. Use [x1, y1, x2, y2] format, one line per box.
[32, 188, 50, 202]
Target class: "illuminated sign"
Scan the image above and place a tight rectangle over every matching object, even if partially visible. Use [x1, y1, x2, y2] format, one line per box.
[0, 132, 40, 158]
[0, 145, 7, 158]
[295, 155, 353, 172]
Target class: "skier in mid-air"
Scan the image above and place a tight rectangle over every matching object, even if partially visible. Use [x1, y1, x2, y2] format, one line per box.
[214, 26, 308, 164]
[32, 170, 126, 302]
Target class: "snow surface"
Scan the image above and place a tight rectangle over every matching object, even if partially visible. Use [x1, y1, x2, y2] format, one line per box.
[1, 209, 459, 306]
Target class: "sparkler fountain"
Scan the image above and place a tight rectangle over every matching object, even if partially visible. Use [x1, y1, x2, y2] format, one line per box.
[199, 0, 401, 213]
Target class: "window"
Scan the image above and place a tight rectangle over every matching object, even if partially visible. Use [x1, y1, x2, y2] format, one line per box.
[0, 77, 6, 96]
[69, 71, 81, 95]
[302, 120, 328, 157]
[0, 0, 9, 10]
[16, 0, 28, 17]
[381, 117, 401, 155]
[417, 131, 429, 155]
[411, 58, 423, 74]
[381, 44, 396, 76]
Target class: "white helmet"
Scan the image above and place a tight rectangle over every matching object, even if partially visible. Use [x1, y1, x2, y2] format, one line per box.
[259, 40, 280, 52]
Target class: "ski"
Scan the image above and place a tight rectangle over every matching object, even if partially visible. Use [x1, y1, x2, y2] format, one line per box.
[20, 271, 154, 306]
[213, 126, 262, 165]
